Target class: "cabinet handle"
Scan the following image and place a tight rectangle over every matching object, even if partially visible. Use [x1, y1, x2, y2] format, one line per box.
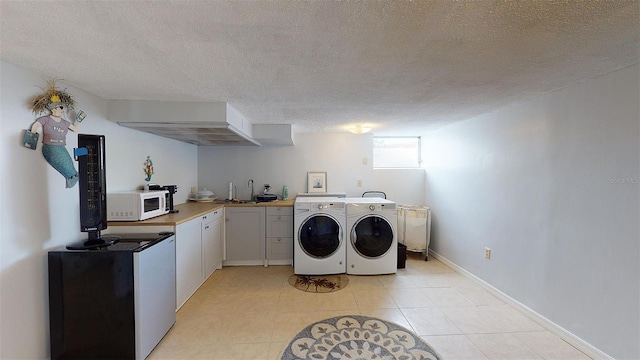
[205, 226, 209, 230]
[277, 216, 281, 220]
[277, 238, 281, 241]
[203, 216, 207, 220]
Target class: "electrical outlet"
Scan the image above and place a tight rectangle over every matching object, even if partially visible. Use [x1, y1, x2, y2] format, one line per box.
[362, 157, 368, 165]
[191, 186, 196, 194]
[357, 180, 362, 187]
[485, 247, 491, 260]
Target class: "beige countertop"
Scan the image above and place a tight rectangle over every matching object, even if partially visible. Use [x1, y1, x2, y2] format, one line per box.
[108, 198, 295, 227]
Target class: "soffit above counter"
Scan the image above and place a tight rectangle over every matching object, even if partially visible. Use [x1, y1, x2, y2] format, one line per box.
[117, 122, 261, 146]
[107, 100, 294, 146]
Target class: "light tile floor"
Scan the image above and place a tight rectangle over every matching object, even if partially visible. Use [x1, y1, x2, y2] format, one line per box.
[149, 253, 591, 360]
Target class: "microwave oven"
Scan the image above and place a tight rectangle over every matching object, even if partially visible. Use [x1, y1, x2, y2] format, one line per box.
[107, 190, 169, 221]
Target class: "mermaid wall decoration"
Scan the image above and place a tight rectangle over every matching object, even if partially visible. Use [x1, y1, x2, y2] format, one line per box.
[24, 80, 86, 188]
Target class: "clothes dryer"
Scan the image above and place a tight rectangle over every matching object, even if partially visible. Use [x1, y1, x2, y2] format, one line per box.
[345, 198, 397, 275]
[294, 197, 346, 275]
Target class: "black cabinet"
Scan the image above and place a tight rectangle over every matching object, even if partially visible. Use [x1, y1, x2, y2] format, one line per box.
[48, 233, 175, 359]
[49, 249, 136, 359]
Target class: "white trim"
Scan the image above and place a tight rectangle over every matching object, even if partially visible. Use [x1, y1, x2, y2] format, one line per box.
[428, 249, 614, 360]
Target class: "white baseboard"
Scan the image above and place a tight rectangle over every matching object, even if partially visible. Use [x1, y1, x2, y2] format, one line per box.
[428, 249, 613, 360]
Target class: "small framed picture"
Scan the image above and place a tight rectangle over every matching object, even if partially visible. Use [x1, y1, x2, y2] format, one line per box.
[307, 172, 327, 193]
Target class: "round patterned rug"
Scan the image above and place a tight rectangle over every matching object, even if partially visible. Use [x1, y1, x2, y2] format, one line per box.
[280, 315, 442, 360]
[288, 275, 349, 293]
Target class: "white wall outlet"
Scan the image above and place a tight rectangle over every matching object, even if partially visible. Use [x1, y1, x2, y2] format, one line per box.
[191, 186, 196, 194]
[485, 247, 491, 260]
[357, 180, 362, 187]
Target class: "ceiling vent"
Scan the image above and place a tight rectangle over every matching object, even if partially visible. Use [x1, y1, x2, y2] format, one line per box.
[117, 122, 260, 146]
[107, 100, 261, 146]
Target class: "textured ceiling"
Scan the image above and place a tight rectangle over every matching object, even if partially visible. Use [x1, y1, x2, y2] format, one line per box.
[1, 1, 638, 135]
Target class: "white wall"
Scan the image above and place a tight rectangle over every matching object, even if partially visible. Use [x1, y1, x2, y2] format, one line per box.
[0, 61, 198, 359]
[198, 133, 373, 199]
[372, 169, 425, 205]
[197, 133, 425, 204]
[423, 64, 639, 359]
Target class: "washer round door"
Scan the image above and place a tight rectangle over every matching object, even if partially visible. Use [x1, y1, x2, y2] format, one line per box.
[351, 215, 394, 258]
[299, 214, 342, 258]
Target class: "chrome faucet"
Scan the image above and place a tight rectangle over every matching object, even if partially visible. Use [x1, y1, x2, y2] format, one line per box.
[248, 179, 255, 201]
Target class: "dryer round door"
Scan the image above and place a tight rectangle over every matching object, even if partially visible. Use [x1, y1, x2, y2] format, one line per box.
[350, 215, 394, 258]
[298, 214, 342, 258]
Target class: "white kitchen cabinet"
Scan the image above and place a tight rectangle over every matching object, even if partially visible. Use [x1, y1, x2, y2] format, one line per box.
[176, 208, 225, 308]
[202, 208, 224, 278]
[224, 207, 266, 266]
[266, 207, 293, 265]
[108, 207, 225, 310]
[175, 217, 203, 308]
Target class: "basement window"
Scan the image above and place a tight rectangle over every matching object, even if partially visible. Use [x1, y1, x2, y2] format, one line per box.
[373, 137, 421, 168]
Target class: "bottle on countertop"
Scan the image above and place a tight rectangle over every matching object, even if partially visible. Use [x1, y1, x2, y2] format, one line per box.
[282, 185, 288, 200]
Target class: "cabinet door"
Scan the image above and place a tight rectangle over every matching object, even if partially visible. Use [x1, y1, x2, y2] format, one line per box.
[175, 218, 203, 308]
[225, 207, 265, 265]
[202, 218, 216, 278]
[212, 215, 224, 269]
[203, 208, 224, 278]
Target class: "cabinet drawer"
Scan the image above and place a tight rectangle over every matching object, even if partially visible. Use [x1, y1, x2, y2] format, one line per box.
[266, 215, 293, 238]
[266, 207, 293, 216]
[269, 237, 292, 260]
[201, 208, 224, 224]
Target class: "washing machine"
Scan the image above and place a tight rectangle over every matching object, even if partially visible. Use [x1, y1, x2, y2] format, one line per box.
[345, 198, 398, 275]
[294, 197, 347, 275]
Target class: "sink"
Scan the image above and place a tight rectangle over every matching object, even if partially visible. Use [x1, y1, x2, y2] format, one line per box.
[233, 199, 257, 204]
[212, 199, 256, 205]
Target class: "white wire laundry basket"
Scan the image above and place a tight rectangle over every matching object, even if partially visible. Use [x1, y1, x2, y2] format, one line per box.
[397, 205, 431, 260]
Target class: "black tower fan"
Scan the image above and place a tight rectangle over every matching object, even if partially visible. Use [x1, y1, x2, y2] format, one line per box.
[67, 134, 116, 249]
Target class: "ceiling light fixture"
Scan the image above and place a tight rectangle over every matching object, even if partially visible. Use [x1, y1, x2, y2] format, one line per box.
[347, 124, 372, 134]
